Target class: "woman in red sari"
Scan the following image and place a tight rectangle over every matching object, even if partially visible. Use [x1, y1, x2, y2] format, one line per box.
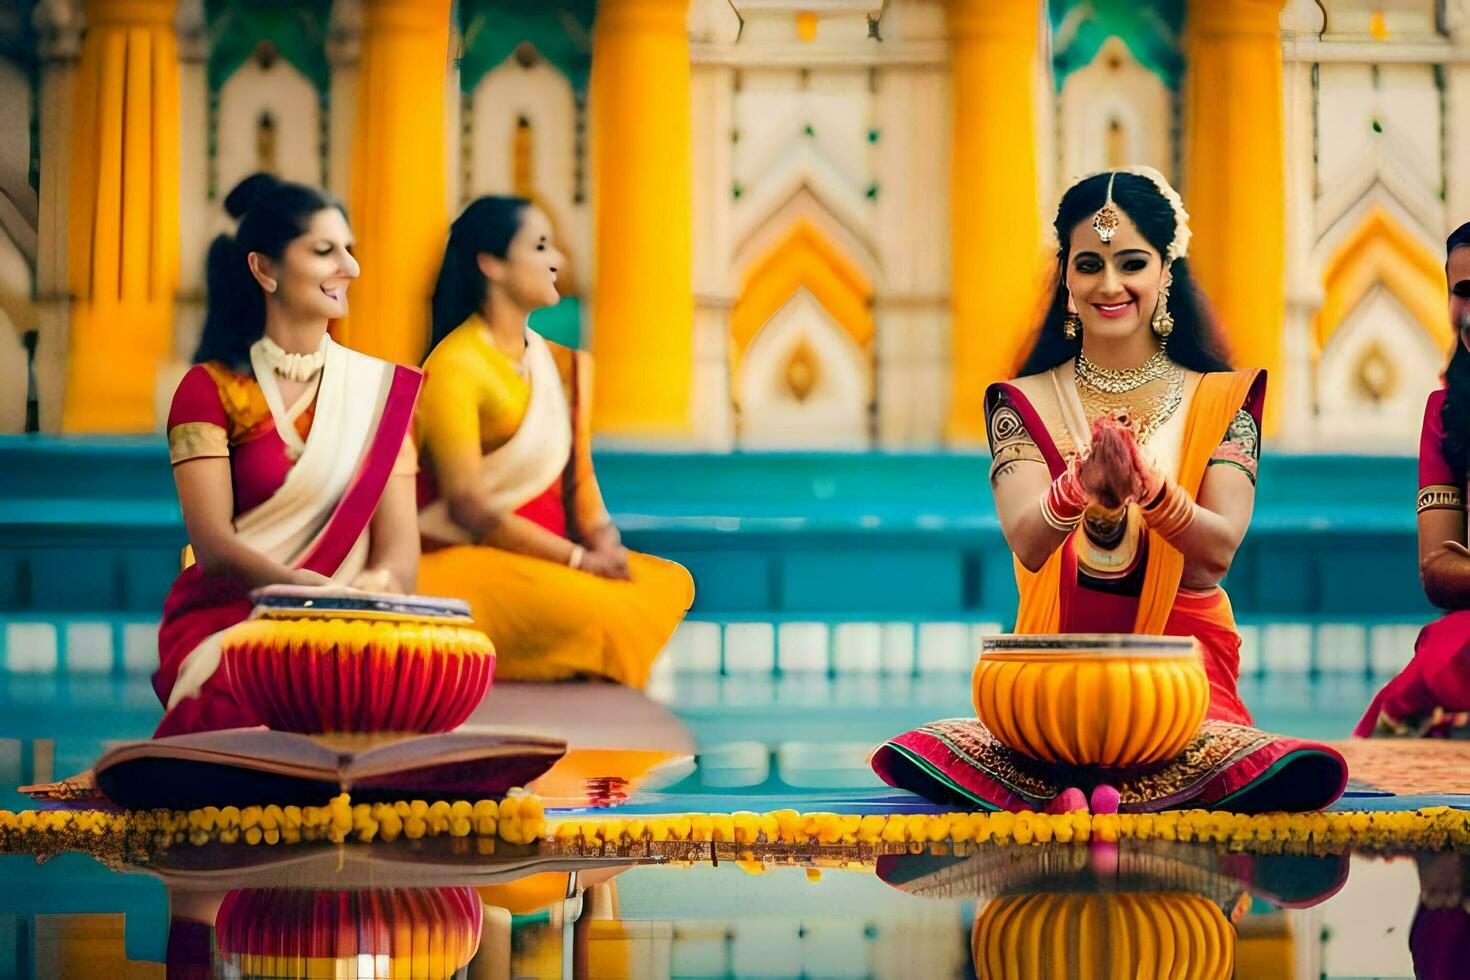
[155, 174, 422, 736]
[872, 168, 1347, 814]
[1357, 222, 1470, 736]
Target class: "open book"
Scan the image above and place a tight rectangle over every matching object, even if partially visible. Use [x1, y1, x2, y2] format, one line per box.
[22, 726, 566, 811]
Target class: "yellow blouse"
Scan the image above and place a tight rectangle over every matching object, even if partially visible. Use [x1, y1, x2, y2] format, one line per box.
[416, 320, 610, 535]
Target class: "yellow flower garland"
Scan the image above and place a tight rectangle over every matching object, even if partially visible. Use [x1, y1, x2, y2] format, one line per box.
[540, 806, 1470, 858]
[5, 799, 1470, 861]
[0, 790, 546, 860]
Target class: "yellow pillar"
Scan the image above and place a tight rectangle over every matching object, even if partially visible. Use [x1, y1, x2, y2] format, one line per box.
[944, 0, 1045, 444]
[589, 0, 693, 437]
[1184, 0, 1287, 433]
[339, 0, 452, 366]
[63, 0, 180, 432]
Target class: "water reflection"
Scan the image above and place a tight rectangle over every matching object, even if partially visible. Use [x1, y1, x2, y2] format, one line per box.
[1410, 853, 1470, 980]
[179, 887, 484, 978]
[879, 840, 1348, 979]
[152, 852, 634, 979]
[2, 833, 1459, 977]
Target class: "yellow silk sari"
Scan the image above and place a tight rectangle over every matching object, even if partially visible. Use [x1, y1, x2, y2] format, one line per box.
[416, 321, 693, 687]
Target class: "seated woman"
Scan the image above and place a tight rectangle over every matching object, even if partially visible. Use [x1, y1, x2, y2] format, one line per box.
[415, 196, 694, 687]
[871, 168, 1347, 813]
[156, 174, 421, 737]
[1357, 222, 1470, 737]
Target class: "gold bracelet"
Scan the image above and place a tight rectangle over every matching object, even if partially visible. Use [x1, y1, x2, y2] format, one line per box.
[568, 545, 586, 569]
[1418, 485, 1464, 514]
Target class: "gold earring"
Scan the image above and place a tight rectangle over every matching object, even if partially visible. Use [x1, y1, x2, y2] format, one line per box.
[1064, 310, 1081, 341]
[1152, 279, 1174, 338]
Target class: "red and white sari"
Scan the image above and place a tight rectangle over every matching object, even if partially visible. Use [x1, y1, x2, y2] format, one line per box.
[155, 338, 421, 736]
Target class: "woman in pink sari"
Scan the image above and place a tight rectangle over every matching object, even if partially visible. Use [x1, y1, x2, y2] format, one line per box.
[154, 174, 422, 736]
[1357, 222, 1470, 737]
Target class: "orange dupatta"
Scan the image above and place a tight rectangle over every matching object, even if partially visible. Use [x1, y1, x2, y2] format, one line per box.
[1011, 369, 1265, 635]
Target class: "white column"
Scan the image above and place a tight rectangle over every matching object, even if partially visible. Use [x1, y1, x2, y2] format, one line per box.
[873, 58, 949, 448]
[1445, 1, 1470, 236]
[326, 0, 361, 202]
[1279, 5, 1322, 449]
[31, 0, 83, 433]
[690, 60, 735, 449]
[170, 0, 208, 404]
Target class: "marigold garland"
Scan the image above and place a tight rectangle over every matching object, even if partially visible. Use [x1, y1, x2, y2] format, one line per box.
[0, 790, 545, 861]
[6, 801, 1470, 862]
[538, 807, 1470, 858]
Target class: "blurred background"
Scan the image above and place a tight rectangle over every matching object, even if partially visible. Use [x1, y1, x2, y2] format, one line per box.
[0, 0, 1457, 744]
[0, 3, 1457, 725]
[0, 4, 1466, 976]
[0, 0, 1461, 450]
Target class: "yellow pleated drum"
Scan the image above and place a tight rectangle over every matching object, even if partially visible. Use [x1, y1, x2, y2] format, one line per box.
[972, 634, 1208, 768]
[971, 892, 1235, 980]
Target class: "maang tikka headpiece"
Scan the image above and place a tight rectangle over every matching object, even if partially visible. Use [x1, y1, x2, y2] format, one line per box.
[1078, 166, 1192, 263]
[1092, 172, 1120, 244]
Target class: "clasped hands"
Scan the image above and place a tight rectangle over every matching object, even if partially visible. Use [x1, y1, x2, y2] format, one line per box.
[1043, 414, 1194, 539]
[577, 523, 632, 581]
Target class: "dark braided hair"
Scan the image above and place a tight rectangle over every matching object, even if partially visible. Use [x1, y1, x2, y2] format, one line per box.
[1440, 222, 1470, 479]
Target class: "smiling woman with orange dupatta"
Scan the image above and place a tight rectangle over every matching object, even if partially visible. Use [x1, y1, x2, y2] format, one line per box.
[871, 168, 1347, 815]
[414, 197, 693, 688]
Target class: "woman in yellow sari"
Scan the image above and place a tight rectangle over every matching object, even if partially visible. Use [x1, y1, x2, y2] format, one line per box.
[871, 168, 1346, 814]
[415, 197, 694, 687]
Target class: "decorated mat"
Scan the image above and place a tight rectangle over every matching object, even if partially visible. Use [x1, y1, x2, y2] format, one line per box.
[1330, 738, 1470, 798]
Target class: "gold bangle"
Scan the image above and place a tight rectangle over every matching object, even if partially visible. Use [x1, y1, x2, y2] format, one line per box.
[568, 545, 586, 570]
[1419, 485, 1464, 514]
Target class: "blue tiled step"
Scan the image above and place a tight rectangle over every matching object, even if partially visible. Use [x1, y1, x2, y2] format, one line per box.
[0, 611, 1425, 681]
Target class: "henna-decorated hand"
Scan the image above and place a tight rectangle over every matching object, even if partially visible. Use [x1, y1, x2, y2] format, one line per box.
[1079, 414, 1146, 508]
[1054, 454, 1090, 510]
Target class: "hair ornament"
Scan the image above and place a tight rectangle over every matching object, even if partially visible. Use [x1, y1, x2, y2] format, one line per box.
[1076, 165, 1191, 264]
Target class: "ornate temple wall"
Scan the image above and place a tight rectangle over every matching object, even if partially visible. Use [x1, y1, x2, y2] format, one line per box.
[1280, 0, 1460, 450]
[3, 0, 1470, 450]
[689, 1, 951, 449]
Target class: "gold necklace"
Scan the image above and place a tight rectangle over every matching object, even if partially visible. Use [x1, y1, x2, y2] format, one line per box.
[1074, 348, 1172, 393]
[1074, 353, 1185, 446]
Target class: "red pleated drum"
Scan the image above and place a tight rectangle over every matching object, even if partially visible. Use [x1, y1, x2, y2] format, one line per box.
[215, 886, 484, 979]
[220, 586, 495, 735]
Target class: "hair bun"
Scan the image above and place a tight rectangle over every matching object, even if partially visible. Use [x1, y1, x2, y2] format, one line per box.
[223, 172, 282, 220]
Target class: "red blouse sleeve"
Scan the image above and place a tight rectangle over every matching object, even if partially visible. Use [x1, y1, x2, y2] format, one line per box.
[1420, 389, 1456, 490]
[167, 365, 230, 465]
[168, 365, 228, 429]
